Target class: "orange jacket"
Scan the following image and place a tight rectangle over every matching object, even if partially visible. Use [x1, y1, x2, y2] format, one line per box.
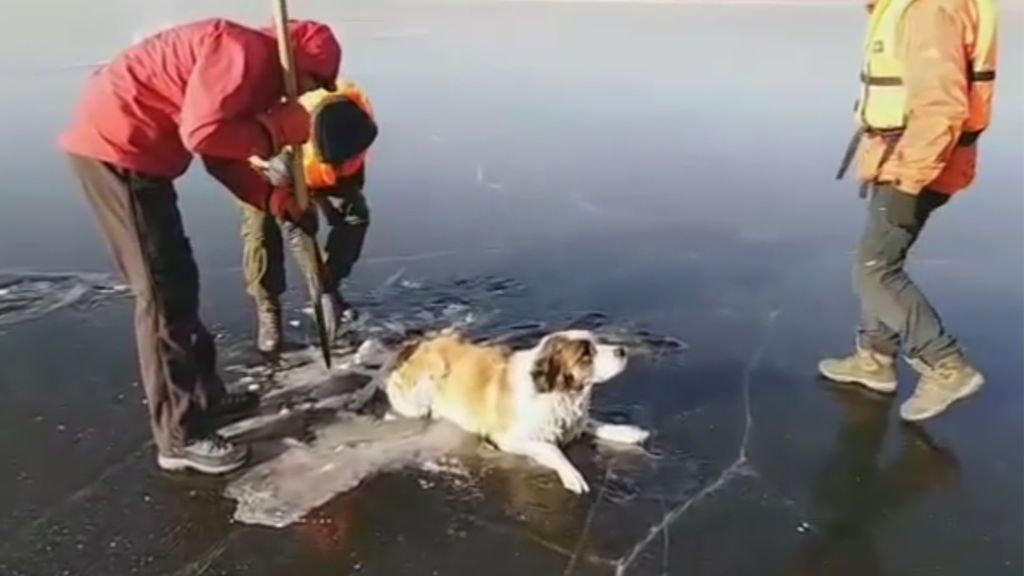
[854, 0, 997, 195]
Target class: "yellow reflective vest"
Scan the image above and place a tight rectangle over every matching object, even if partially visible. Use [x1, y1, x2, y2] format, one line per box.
[856, 0, 996, 136]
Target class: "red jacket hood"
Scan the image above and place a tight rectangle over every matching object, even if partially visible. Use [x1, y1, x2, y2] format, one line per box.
[262, 20, 341, 84]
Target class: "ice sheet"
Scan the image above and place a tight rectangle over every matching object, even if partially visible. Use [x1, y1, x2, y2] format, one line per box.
[226, 415, 475, 528]
[0, 271, 128, 326]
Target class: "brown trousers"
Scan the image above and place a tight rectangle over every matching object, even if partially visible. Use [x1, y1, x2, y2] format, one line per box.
[69, 155, 224, 454]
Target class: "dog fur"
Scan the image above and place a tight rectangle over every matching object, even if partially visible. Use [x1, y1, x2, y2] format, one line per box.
[384, 329, 649, 494]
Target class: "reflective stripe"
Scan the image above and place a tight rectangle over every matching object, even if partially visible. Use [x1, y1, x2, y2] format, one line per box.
[861, 69, 995, 86]
[972, 69, 996, 82]
[861, 72, 903, 86]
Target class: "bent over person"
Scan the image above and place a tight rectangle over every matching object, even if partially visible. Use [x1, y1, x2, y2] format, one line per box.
[60, 18, 342, 473]
[243, 79, 378, 355]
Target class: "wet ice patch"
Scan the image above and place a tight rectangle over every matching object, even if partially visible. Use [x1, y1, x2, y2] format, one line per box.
[0, 271, 128, 327]
[220, 274, 685, 529]
[220, 337, 474, 528]
[226, 417, 475, 528]
[344, 274, 528, 344]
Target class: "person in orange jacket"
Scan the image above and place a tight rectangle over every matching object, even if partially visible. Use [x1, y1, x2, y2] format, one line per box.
[820, 0, 997, 421]
[60, 19, 342, 474]
[245, 80, 378, 355]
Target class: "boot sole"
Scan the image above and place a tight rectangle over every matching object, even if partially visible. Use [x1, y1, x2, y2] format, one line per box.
[818, 364, 898, 394]
[900, 373, 985, 422]
[157, 452, 249, 475]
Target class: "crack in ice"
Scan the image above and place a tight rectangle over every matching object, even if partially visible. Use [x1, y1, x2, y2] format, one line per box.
[658, 491, 670, 576]
[564, 465, 615, 575]
[614, 309, 780, 575]
[471, 517, 617, 569]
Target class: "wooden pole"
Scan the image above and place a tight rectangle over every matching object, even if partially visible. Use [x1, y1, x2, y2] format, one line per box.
[272, 0, 333, 368]
[272, 0, 310, 210]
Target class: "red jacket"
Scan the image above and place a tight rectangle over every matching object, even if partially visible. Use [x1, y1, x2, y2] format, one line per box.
[60, 18, 341, 208]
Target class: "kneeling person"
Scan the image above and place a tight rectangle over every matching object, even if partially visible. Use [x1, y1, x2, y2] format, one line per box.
[244, 80, 378, 354]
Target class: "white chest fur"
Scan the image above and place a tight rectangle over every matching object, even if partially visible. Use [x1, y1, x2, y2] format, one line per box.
[525, 390, 591, 443]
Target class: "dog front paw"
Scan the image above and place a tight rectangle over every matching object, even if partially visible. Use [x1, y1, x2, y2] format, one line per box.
[557, 465, 590, 495]
[596, 424, 650, 445]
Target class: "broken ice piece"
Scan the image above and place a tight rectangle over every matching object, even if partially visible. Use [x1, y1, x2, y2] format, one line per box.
[354, 338, 390, 366]
[288, 320, 301, 328]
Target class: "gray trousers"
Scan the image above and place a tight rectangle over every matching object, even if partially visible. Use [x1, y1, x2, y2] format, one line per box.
[855, 184, 959, 364]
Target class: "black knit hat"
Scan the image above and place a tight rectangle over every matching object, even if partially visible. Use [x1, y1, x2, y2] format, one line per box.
[313, 98, 378, 164]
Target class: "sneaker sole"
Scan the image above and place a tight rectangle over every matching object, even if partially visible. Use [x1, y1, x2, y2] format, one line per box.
[818, 365, 898, 394]
[900, 373, 985, 422]
[157, 453, 248, 475]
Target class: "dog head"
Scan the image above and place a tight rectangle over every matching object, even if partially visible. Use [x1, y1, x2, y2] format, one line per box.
[529, 330, 628, 393]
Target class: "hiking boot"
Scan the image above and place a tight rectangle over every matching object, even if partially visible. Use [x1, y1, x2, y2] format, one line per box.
[328, 290, 358, 326]
[818, 346, 898, 393]
[900, 354, 985, 422]
[255, 297, 282, 354]
[319, 290, 357, 345]
[157, 435, 249, 475]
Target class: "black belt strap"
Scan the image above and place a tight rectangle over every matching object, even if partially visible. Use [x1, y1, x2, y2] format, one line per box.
[835, 127, 864, 180]
[863, 135, 901, 198]
[836, 128, 902, 181]
[837, 128, 980, 183]
[860, 69, 995, 86]
[971, 69, 996, 82]
[860, 73, 902, 86]
[838, 129, 982, 199]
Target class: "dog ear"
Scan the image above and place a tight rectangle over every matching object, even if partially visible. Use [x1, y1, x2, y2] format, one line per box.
[530, 336, 593, 393]
[530, 339, 566, 393]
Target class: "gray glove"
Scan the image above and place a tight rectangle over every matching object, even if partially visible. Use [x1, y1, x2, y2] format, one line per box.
[258, 149, 294, 187]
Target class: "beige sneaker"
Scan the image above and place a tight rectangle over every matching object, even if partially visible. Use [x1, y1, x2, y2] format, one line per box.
[818, 346, 898, 393]
[900, 355, 985, 422]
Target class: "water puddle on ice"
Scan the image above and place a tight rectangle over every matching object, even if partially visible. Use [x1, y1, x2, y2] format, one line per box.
[221, 274, 685, 528]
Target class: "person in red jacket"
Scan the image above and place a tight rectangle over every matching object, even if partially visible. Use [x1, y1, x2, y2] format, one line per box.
[60, 18, 341, 475]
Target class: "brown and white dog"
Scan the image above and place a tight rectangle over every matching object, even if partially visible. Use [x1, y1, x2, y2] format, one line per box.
[384, 329, 650, 494]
